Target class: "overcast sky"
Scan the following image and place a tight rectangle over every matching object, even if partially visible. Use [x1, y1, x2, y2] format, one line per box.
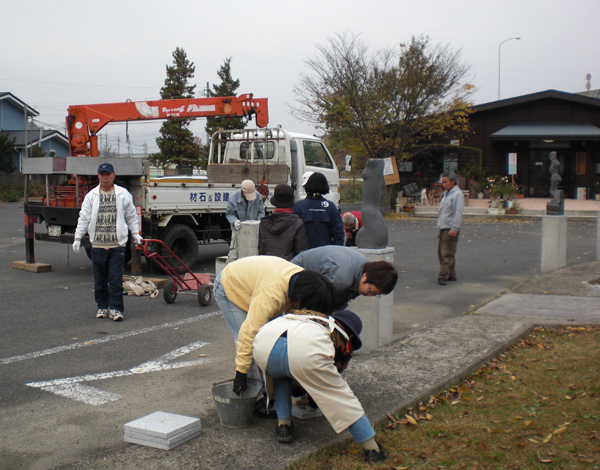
[2, 0, 599, 155]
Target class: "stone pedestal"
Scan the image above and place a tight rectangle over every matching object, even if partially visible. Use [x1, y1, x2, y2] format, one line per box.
[217, 221, 260, 273]
[541, 215, 567, 273]
[347, 247, 395, 355]
[237, 220, 260, 259]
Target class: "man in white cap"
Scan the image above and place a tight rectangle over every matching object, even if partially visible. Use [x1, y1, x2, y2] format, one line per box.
[225, 179, 265, 263]
[72, 163, 141, 321]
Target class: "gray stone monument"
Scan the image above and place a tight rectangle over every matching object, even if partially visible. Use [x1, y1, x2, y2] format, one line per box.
[546, 151, 564, 215]
[356, 158, 389, 248]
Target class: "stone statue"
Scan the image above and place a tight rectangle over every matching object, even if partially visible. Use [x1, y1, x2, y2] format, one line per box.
[549, 151, 561, 203]
[356, 158, 388, 249]
[546, 151, 564, 215]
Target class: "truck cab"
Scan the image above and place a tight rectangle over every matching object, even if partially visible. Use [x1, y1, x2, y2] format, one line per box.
[208, 127, 340, 206]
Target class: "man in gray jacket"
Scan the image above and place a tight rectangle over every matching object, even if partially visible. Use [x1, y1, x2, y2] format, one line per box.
[291, 245, 397, 311]
[225, 179, 265, 264]
[73, 163, 141, 321]
[436, 172, 465, 286]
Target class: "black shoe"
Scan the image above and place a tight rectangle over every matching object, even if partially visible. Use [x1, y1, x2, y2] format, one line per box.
[438, 278, 447, 286]
[276, 423, 294, 444]
[364, 443, 389, 463]
[448, 276, 457, 281]
[254, 396, 277, 419]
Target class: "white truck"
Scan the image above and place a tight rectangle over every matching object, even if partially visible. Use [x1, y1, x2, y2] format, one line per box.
[23, 120, 339, 270]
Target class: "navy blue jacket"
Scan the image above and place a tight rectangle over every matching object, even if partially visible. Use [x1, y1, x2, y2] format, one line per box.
[292, 196, 344, 249]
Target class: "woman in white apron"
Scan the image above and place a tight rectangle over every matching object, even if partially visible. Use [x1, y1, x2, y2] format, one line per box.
[253, 310, 389, 464]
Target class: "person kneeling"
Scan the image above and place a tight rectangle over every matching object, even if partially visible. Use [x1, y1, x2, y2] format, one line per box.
[253, 309, 388, 464]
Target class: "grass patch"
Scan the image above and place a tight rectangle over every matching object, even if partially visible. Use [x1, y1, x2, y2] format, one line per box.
[340, 178, 363, 203]
[287, 326, 600, 469]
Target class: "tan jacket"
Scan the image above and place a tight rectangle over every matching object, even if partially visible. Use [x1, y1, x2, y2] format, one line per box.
[253, 313, 365, 433]
[220, 256, 303, 373]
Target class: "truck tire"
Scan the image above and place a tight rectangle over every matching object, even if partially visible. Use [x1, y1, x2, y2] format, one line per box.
[157, 224, 198, 273]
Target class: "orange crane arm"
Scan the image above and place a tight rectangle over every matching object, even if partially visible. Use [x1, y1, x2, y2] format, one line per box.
[66, 93, 268, 156]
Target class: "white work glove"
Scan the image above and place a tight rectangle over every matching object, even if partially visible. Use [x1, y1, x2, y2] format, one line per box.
[132, 234, 142, 246]
[234, 220, 241, 231]
[72, 240, 81, 254]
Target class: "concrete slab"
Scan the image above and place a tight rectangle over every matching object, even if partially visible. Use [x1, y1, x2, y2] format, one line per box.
[124, 428, 201, 450]
[124, 411, 200, 440]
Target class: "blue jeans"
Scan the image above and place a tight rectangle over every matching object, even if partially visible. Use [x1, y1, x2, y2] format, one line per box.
[266, 336, 375, 443]
[214, 272, 263, 387]
[92, 246, 125, 312]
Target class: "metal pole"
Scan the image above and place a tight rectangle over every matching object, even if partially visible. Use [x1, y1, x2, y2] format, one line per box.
[498, 37, 521, 100]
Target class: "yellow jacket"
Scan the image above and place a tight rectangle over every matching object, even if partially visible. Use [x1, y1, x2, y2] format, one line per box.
[221, 256, 303, 373]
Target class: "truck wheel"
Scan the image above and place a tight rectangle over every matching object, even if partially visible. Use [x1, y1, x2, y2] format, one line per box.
[198, 284, 212, 306]
[163, 278, 177, 304]
[157, 224, 198, 273]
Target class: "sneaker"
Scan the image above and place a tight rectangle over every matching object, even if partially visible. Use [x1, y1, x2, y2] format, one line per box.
[96, 309, 109, 318]
[364, 443, 389, 463]
[109, 309, 123, 321]
[276, 423, 294, 444]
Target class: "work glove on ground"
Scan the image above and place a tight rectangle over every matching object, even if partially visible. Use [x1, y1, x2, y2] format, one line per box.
[233, 370, 248, 395]
[234, 220, 241, 231]
[132, 234, 142, 246]
[72, 240, 81, 254]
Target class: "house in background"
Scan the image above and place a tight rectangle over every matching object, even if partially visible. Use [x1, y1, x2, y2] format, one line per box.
[0, 92, 69, 172]
[462, 89, 600, 199]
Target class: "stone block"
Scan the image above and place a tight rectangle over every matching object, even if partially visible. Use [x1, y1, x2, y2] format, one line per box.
[124, 411, 201, 450]
[237, 220, 260, 259]
[347, 247, 395, 355]
[541, 215, 567, 273]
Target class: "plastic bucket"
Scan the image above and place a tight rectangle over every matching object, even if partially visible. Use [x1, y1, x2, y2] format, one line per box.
[212, 378, 261, 428]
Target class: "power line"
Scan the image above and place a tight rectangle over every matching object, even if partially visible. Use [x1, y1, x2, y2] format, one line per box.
[0, 77, 158, 90]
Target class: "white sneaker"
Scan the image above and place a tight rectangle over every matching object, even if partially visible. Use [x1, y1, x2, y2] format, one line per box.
[109, 309, 123, 321]
[96, 309, 109, 318]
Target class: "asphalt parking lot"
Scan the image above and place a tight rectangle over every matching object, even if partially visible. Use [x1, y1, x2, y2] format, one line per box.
[1, 201, 598, 469]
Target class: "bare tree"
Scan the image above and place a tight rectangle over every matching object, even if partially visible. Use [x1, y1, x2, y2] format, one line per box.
[292, 32, 474, 166]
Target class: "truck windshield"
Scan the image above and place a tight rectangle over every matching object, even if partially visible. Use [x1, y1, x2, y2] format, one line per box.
[303, 140, 333, 169]
[240, 141, 275, 160]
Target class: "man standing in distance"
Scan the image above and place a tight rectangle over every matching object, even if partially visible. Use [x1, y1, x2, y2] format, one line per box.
[73, 163, 141, 320]
[436, 172, 464, 286]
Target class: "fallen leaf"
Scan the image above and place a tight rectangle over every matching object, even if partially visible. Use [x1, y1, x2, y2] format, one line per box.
[528, 438, 539, 444]
[539, 459, 553, 463]
[425, 413, 433, 420]
[524, 420, 534, 427]
[198, 354, 206, 357]
[480, 442, 489, 454]
[543, 434, 553, 443]
[405, 414, 418, 426]
[553, 427, 567, 435]
[477, 396, 484, 401]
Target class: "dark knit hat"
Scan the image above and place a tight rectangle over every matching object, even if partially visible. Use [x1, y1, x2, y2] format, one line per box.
[270, 184, 295, 209]
[334, 310, 363, 350]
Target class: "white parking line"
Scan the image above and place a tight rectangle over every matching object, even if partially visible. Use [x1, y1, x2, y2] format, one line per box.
[27, 341, 211, 405]
[0, 311, 221, 365]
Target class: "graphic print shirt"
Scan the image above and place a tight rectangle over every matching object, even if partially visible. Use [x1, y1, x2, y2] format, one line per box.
[93, 188, 119, 248]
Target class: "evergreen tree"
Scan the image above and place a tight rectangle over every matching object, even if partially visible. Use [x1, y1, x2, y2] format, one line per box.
[0, 134, 17, 173]
[150, 47, 201, 170]
[205, 57, 245, 142]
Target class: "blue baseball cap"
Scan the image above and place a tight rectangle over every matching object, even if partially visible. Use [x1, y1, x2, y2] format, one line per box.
[97, 163, 115, 174]
[334, 310, 363, 351]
